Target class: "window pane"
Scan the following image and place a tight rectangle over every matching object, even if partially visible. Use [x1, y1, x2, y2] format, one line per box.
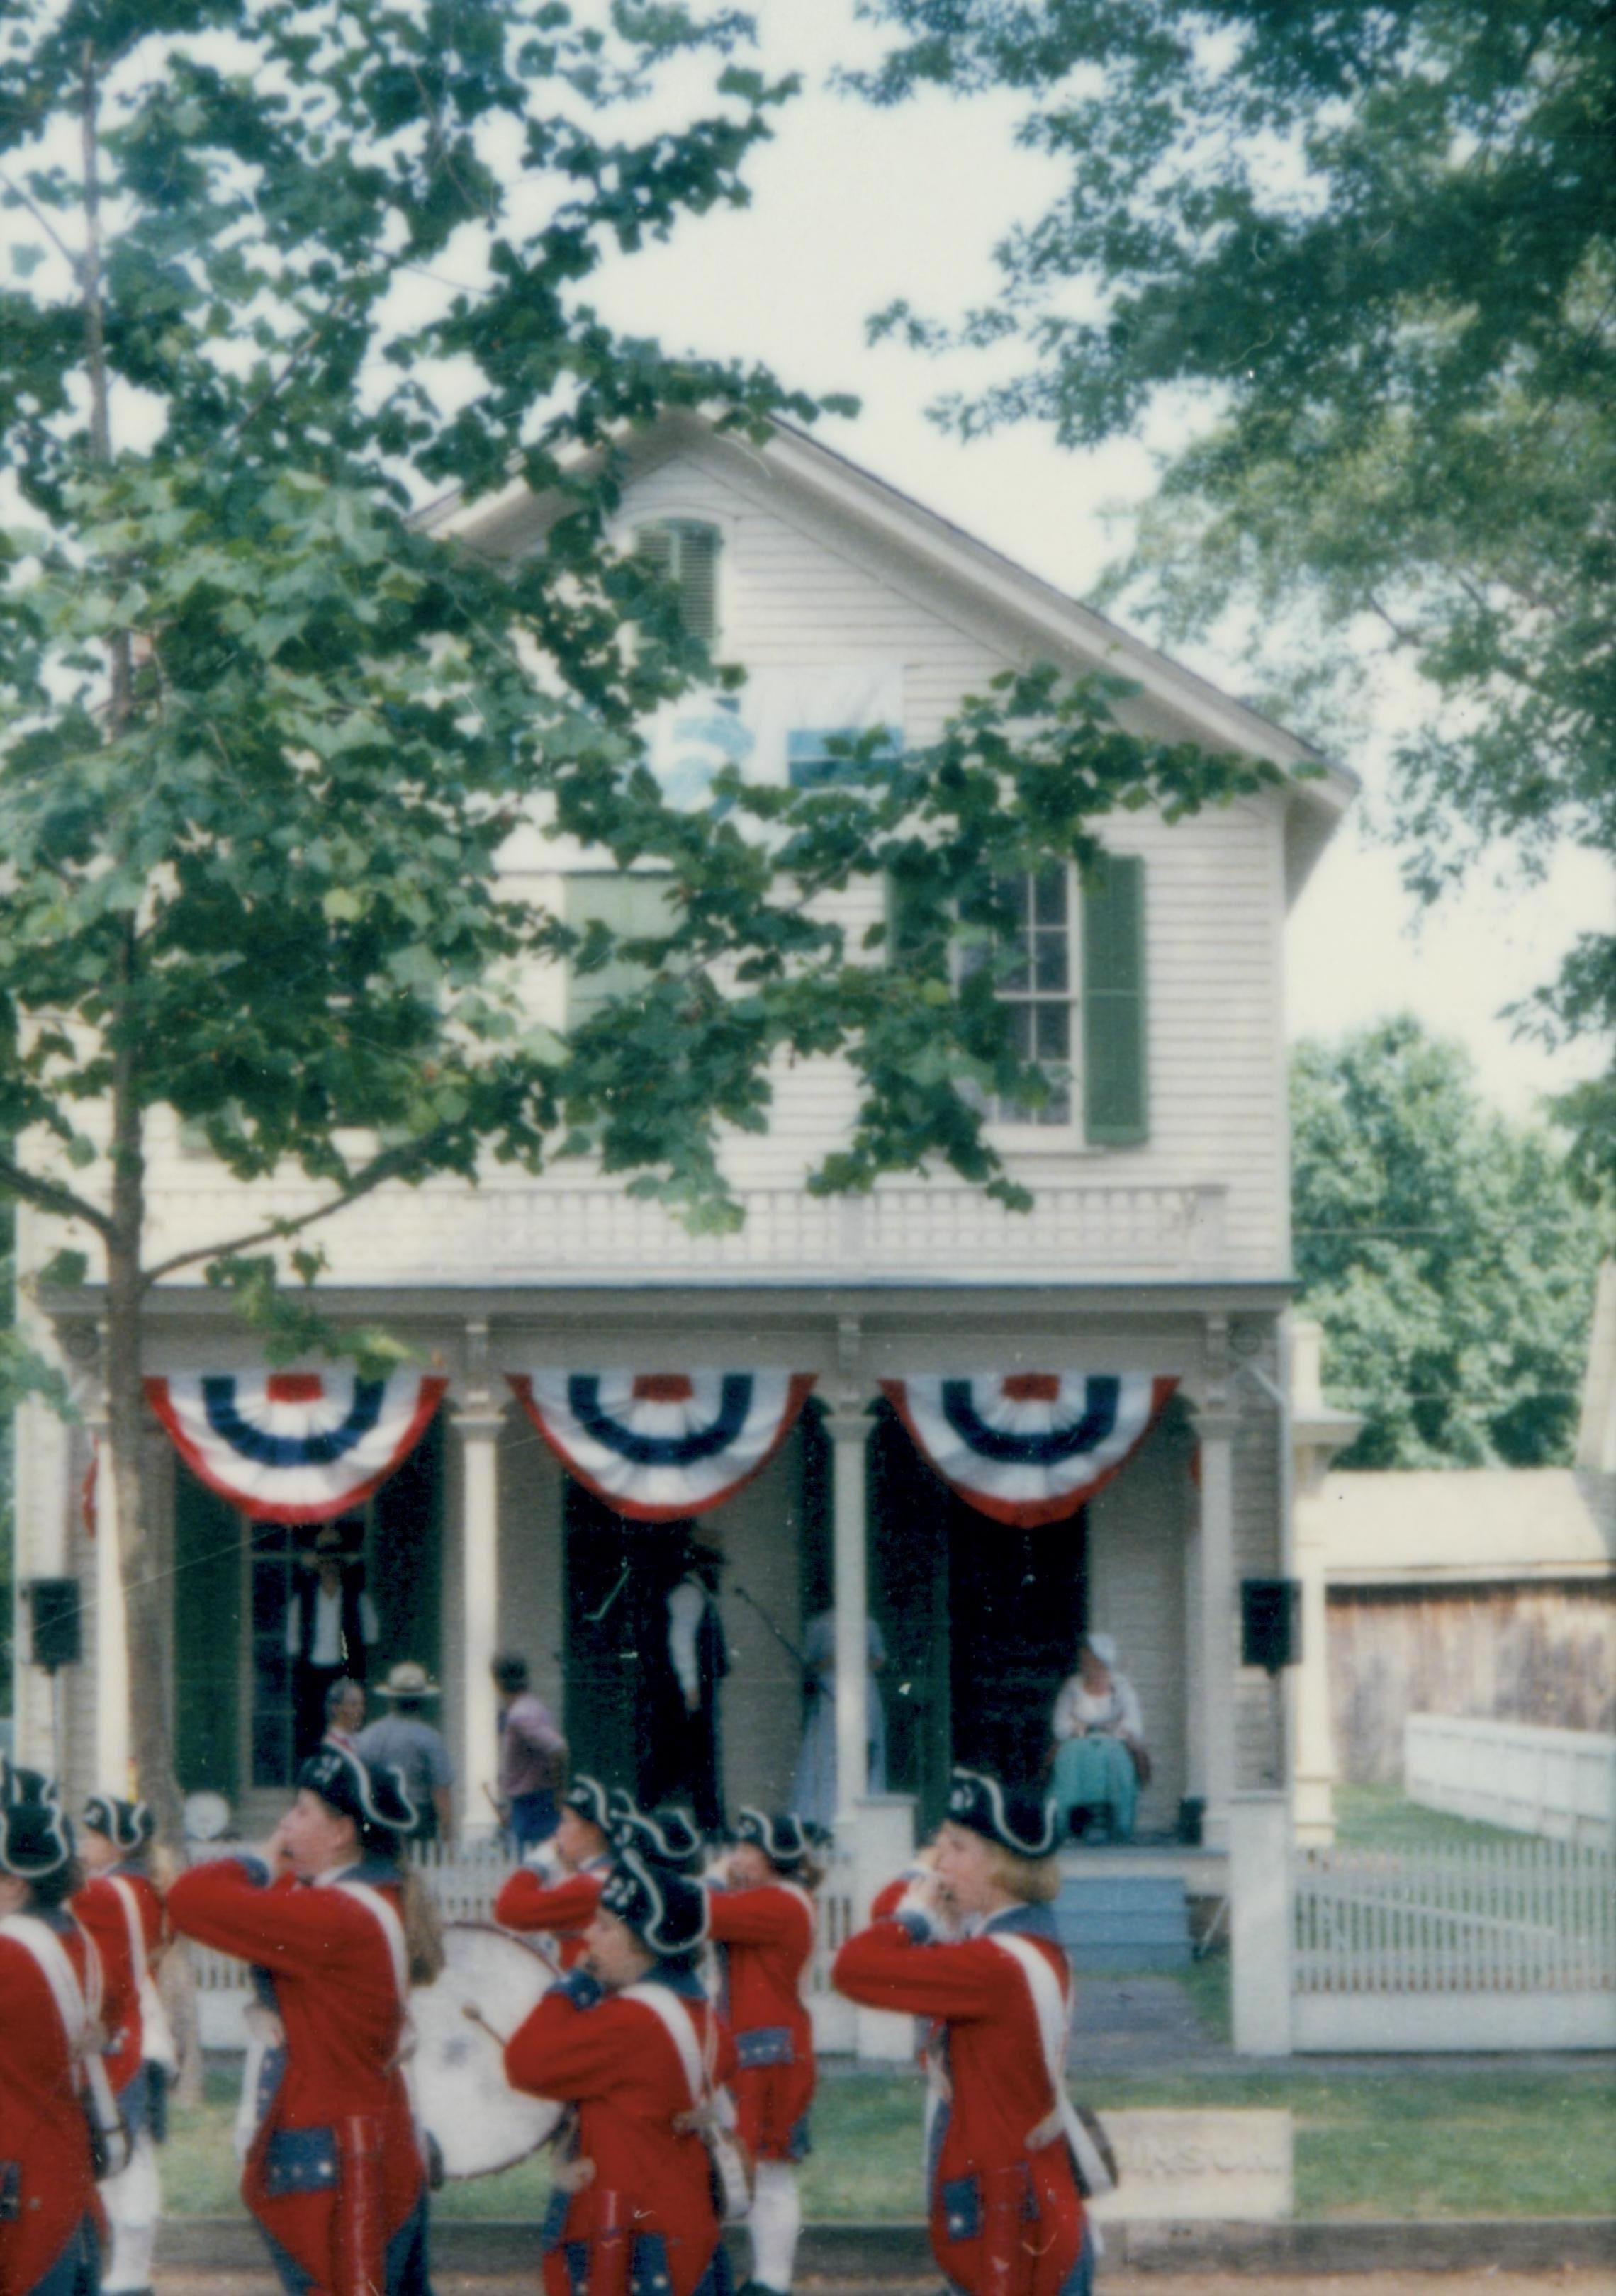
[1036, 1004, 1070, 1060]
[1033, 867, 1067, 925]
[1033, 930, 1069, 993]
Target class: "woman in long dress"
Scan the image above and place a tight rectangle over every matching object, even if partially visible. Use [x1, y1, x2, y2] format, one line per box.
[1048, 1634, 1146, 1844]
[790, 1611, 887, 1831]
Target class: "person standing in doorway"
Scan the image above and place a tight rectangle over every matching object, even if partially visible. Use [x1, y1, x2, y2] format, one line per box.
[644, 1531, 729, 1832]
[356, 1663, 456, 1846]
[284, 1524, 378, 1766]
[493, 1653, 567, 1853]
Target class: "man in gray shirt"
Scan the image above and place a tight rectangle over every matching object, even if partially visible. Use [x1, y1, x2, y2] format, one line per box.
[354, 1660, 456, 1844]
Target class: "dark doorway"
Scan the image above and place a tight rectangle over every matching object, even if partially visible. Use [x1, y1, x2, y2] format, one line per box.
[949, 1504, 1086, 1785]
[869, 1401, 1087, 1823]
[563, 1482, 690, 1804]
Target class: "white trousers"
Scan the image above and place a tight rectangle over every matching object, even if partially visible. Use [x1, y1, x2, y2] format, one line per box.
[748, 2157, 802, 2293]
[98, 2122, 160, 2294]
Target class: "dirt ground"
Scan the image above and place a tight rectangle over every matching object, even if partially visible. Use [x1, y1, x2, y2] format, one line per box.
[155, 2275, 1616, 2295]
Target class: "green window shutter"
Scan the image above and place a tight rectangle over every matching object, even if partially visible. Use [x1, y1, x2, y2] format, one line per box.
[1082, 853, 1148, 1145]
[566, 872, 678, 1029]
[634, 519, 721, 648]
[173, 1465, 242, 1797]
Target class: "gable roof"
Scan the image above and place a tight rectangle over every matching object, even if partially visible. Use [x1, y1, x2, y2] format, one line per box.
[425, 409, 1356, 904]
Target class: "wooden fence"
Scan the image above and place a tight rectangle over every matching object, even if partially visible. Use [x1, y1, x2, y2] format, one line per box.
[1289, 1839, 1616, 2050]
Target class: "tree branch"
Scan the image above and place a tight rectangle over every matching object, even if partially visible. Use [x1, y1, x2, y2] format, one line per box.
[140, 1132, 454, 1285]
[0, 1150, 115, 1237]
[0, 165, 82, 274]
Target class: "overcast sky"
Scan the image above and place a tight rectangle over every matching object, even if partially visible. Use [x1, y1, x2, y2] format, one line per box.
[577, 1, 1612, 1126]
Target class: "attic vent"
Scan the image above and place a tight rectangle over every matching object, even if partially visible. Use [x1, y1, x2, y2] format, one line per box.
[635, 519, 721, 648]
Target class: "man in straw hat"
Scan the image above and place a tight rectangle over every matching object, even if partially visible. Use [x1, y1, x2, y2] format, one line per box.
[168, 1741, 442, 2296]
[73, 1794, 174, 2296]
[834, 1767, 1100, 2296]
[504, 1845, 736, 2296]
[356, 1662, 456, 1846]
[0, 1789, 105, 2296]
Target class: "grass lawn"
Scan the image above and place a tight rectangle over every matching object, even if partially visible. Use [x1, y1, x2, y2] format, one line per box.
[163, 2057, 1616, 2222]
[1331, 1784, 1529, 1852]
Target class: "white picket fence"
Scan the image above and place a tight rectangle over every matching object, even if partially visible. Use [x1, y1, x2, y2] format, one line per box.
[1405, 1715, 1616, 1848]
[1290, 1838, 1616, 2051]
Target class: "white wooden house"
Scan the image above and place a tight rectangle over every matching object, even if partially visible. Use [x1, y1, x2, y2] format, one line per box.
[9, 411, 1354, 1867]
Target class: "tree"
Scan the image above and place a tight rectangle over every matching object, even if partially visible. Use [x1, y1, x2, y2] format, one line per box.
[1291, 1017, 1602, 1470]
[852, 1, 1616, 1187]
[0, 1, 1278, 1834]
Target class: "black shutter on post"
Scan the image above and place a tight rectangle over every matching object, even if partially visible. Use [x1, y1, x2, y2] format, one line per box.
[1082, 853, 1148, 1145]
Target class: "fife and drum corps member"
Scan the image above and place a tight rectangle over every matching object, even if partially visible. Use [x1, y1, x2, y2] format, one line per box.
[834, 1769, 1097, 2296]
[167, 1742, 444, 2296]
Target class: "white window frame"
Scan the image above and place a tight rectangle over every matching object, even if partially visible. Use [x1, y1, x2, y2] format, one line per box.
[961, 863, 1088, 1153]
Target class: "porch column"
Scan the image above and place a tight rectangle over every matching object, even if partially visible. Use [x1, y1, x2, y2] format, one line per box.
[826, 1402, 873, 1823]
[454, 1389, 505, 1840]
[1194, 1410, 1238, 1849]
[87, 1404, 130, 1793]
[1290, 1320, 1364, 1845]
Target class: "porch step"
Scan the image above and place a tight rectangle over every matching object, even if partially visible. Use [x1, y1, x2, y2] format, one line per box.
[1053, 1871, 1193, 1970]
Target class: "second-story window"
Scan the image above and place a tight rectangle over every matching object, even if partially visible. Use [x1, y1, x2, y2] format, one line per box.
[981, 866, 1074, 1127]
[946, 855, 1148, 1144]
[634, 519, 722, 648]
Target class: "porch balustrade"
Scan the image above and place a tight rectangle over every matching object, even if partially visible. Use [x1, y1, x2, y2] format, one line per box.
[139, 1174, 1230, 1286]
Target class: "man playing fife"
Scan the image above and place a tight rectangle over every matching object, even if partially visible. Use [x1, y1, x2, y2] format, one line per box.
[495, 1777, 615, 1970]
[834, 1769, 1096, 2296]
[167, 1743, 442, 2296]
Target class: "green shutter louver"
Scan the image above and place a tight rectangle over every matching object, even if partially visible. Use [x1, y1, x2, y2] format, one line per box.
[634, 519, 721, 648]
[1082, 853, 1148, 1146]
[566, 872, 679, 1029]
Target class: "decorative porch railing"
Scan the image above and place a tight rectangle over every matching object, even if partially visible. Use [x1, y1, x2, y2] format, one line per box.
[1293, 1840, 1616, 1996]
[141, 1175, 1230, 1287]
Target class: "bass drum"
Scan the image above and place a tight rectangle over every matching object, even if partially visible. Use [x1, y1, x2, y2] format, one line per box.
[413, 1923, 563, 2178]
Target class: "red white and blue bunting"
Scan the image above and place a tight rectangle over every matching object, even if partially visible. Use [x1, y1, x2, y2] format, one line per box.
[145, 1372, 448, 1524]
[880, 1371, 1179, 1529]
[508, 1371, 817, 1523]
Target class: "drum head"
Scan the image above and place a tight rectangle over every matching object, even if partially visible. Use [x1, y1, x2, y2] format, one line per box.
[414, 1923, 563, 2179]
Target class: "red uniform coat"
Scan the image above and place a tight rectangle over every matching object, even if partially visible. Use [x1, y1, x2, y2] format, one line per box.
[495, 1862, 606, 1972]
[0, 1915, 99, 2296]
[505, 1968, 735, 2296]
[706, 1881, 815, 2161]
[70, 1868, 162, 2097]
[834, 1906, 1087, 2296]
[167, 1855, 422, 2287]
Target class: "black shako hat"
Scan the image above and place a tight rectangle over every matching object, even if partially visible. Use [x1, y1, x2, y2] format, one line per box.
[1, 1755, 60, 1809]
[298, 1742, 417, 1842]
[562, 1776, 612, 1835]
[735, 1806, 812, 1872]
[610, 1803, 705, 1876]
[599, 1845, 709, 1958]
[0, 1796, 74, 1879]
[946, 1767, 1056, 1859]
[83, 1794, 155, 1856]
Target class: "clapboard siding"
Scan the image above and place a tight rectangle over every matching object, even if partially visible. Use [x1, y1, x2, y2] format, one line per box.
[127, 448, 1294, 1281]
[1234, 1409, 1286, 1791]
[1086, 1414, 1192, 1833]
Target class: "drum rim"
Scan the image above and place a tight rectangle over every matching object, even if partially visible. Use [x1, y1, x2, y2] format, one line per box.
[424, 1919, 563, 2180]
